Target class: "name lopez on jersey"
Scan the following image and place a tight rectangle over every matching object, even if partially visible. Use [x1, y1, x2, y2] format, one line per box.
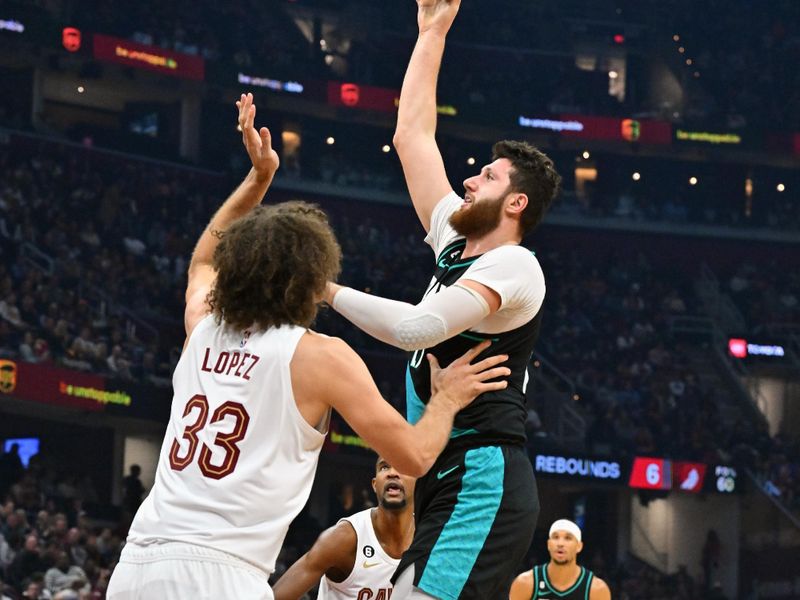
[200, 348, 260, 380]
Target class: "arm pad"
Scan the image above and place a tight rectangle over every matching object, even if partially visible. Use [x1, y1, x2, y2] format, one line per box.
[331, 284, 491, 351]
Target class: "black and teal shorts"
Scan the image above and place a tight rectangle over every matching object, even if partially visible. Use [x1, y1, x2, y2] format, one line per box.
[394, 444, 539, 599]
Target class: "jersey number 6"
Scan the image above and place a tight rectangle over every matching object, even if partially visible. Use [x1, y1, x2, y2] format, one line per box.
[168, 394, 250, 479]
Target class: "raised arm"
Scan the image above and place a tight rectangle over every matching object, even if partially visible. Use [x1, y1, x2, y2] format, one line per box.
[272, 521, 357, 600]
[392, 0, 461, 232]
[184, 93, 279, 340]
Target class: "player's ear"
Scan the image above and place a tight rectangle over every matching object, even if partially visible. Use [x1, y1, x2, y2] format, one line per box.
[507, 192, 528, 215]
[577, 541, 584, 554]
[371, 477, 377, 494]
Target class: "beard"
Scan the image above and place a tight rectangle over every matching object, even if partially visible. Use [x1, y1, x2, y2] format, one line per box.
[449, 193, 505, 238]
[379, 494, 407, 511]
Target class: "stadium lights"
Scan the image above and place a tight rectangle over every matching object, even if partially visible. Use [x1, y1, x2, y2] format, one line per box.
[466, 157, 476, 165]
[673, 34, 680, 42]
[686, 58, 693, 66]
[326, 136, 335, 145]
[381, 144, 391, 153]
[694, 71, 700, 78]
[632, 172, 641, 181]
[77, 85, 85, 93]
[777, 183, 786, 192]
[582, 151, 590, 159]
[608, 70, 619, 79]
[678, 46, 685, 54]
[689, 177, 698, 185]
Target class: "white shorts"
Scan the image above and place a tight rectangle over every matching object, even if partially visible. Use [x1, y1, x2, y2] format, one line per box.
[107, 541, 273, 600]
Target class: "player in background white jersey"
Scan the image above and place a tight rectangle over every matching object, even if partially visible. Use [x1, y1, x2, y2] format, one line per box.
[106, 94, 511, 600]
[274, 456, 415, 600]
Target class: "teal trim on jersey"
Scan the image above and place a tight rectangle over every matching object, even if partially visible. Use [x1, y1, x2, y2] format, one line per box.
[418, 446, 505, 600]
[405, 364, 425, 425]
[450, 427, 479, 439]
[532, 566, 540, 600]
[584, 572, 593, 600]
[436, 240, 466, 267]
[457, 331, 500, 343]
[541, 565, 586, 596]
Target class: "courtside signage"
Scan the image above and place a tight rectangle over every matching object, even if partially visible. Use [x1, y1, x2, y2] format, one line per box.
[93, 34, 205, 80]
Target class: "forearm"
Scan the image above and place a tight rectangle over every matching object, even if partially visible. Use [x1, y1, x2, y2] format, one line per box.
[408, 392, 461, 473]
[330, 284, 489, 351]
[395, 32, 447, 141]
[189, 168, 272, 271]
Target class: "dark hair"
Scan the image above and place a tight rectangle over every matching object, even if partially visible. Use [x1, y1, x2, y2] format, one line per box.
[492, 140, 562, 235]
[208, 201, 341, 331]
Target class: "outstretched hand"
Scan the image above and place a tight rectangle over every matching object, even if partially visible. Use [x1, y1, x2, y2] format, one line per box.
[417, 0, 461, 35]
[236, 92, 280, 182]
[429, 340, 509, 410]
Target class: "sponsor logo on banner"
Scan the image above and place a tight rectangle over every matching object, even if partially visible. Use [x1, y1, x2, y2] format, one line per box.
[340, 83, 360, 106]
[0, 360, 17, 393]
[621, 118, 641, 141]
[62, 27, 81, 51]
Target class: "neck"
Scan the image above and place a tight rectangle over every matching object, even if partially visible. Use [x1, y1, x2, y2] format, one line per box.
[373, 506, 414, 559]
[546, 561, 581, 588]
[462, 228, 521, 258]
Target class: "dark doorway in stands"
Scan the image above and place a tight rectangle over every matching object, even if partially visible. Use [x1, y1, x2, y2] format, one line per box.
[0, 413, 115, 509]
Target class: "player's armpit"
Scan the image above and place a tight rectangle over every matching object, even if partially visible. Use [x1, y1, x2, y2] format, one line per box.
[272, 522, 357, 600]
[393, 134, 452, 233]
[508, 571, 533, 600]
[590, 576, 612, 600]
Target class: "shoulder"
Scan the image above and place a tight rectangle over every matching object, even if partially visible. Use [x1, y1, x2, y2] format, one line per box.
[589, 574, 611, 600]
[483, 245, 543, 272]
[294, 332, 361, 371]
[464, 246, 545, 300]
[509, 568, 534, 600]
[317, 519, 358, 550]
[303, 519, 358, 576]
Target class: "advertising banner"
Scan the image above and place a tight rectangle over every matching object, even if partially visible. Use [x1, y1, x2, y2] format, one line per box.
[93, 33, 205, 80]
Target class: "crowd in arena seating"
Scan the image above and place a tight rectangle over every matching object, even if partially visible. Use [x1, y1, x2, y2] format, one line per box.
[0, 450, 119, 599]
[2, 135, 798, 470]
[0, 446, 735, 600]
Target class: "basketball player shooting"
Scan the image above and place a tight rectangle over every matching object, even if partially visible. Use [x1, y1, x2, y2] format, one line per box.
[324, 2, 562, 598]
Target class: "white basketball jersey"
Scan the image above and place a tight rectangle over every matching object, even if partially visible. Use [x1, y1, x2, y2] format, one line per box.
[127, 315, 326, 576]
[317, 508, 400, 600]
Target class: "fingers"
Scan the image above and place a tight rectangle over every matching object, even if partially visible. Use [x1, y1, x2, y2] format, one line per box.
[453, 339, 492, 365]
[259, 127, 271, 148]
[245, 103, 256, 131]
[426, 353, 441, 371]
[469, 353, 509, 372]
[474, 380, 508, 392]
[236, 93, 256, 131]
[473, 366, 511, 382]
